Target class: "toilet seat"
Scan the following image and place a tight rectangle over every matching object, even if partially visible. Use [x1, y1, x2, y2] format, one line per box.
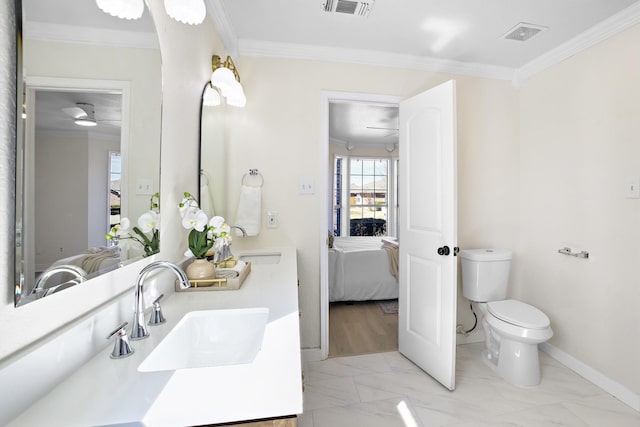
[487, 299, 550, 329]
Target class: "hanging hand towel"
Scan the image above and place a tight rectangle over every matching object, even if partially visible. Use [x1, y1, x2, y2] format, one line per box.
[235, 185, 261, 236]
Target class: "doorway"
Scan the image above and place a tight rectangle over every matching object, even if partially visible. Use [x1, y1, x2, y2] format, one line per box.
[320, 91, 402, 360]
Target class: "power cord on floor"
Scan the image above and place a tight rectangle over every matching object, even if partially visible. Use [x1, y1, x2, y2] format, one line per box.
[456, 303, 478, 336]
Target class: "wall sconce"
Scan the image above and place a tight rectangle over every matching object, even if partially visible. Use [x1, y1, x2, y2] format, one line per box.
[96, 0, 206, 25]
[211, 55, 246, 108]
[202, 83, 221, 107]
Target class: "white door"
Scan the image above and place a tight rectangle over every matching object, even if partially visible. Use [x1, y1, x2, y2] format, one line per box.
[398, 80, 458, 390]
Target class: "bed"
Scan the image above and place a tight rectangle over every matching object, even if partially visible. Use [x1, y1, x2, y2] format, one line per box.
[328, 236, 398, 302]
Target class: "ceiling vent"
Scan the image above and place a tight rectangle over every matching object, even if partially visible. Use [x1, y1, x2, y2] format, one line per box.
[323, 0, 375, 17]
[502, 23, 548, 42]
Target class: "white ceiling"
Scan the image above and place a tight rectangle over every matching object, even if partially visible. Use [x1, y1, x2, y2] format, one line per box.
[211, 0, 640, 81]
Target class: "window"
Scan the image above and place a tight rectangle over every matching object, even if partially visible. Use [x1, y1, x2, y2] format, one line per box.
[349, 158, 388, 236]
[333, 156, 343, 236]
[108, 152, 121, 229]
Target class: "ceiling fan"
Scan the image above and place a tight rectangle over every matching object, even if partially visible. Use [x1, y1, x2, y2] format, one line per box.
[62, 103, 120, 127]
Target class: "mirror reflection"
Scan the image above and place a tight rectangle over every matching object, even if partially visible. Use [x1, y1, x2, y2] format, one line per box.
[15, 0, 162, 306]
[199, 83, 227, 220]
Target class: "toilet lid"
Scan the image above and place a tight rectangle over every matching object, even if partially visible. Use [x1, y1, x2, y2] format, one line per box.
[487, 300, 550, 329]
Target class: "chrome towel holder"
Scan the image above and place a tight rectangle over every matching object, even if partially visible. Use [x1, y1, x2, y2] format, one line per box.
[558, 247, 589, 259]
[242, 168, 264, 187]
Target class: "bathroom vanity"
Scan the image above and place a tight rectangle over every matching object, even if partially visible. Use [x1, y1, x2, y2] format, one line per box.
[6, 247, 302, 426]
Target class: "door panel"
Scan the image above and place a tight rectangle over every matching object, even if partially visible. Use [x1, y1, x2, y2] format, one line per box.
[399, 80, 457, 391]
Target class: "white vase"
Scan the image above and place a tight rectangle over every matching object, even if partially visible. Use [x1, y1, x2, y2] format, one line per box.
[185, 258, 216, 280]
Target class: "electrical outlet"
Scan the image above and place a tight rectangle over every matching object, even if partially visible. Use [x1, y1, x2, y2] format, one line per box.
[267, 211, 279, 228]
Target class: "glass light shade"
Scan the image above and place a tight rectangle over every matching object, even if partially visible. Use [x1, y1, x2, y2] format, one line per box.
[75, 118, 98, 127]
[164, 0, 206, 25]
[203, 85, 221, 107]
[211, 67, 238, 96]
[96, 0, 144, 20]
[225, 84, 246, 108]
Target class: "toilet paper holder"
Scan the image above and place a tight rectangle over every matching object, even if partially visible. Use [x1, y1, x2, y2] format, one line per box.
[558, 247, 589, 259]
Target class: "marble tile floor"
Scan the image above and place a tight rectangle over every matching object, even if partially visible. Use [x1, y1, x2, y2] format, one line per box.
[299, 343, 640, 427]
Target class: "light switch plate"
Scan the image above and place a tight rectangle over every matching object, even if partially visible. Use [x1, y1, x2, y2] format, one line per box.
[136, 178, 154, 195]
[299, 180, 314, 194]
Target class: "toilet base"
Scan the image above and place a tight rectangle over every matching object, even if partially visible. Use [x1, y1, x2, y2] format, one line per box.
[482, 338, 542, 387]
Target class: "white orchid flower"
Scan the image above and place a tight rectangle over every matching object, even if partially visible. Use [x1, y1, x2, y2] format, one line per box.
[138, 210, 159, 233]
[209, 216, 225, 228]
[178, 197, 199, 218]
[182, 209, 208, 232]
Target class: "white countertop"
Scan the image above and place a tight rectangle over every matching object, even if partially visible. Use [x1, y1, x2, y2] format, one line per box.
[8, 247, 302, 427]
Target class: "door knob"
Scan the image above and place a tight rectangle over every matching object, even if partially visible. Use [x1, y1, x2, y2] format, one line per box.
[437, 246, 450, 256]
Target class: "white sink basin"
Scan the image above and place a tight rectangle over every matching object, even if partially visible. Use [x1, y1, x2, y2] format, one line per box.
[138, 307, 269, 372]
[239, 252, 281, 264]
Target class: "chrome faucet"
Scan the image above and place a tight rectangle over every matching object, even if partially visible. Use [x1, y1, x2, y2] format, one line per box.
[130, 261, 190, 340]
[213, 225, 247, 262]
[31, 265, 87, 298]
[230, 225, 248, 237]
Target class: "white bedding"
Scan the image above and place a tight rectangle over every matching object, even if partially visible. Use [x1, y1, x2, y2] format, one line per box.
[329, 237, 398, 302]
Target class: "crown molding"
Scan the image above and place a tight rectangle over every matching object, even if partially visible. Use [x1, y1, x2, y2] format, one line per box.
[238, 39, 515, 81]
[23, 21, 158, 50]
[513, 2, 640, 86]
[205, 0, 238, 57]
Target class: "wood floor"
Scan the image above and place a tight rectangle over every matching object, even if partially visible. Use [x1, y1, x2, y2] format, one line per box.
[328, 300, 398, 358]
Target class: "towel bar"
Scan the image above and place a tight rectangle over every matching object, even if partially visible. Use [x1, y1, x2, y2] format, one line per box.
[558, 247, 589, 259]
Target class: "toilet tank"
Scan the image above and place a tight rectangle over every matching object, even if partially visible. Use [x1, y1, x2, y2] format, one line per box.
[459, 249, 512, 302]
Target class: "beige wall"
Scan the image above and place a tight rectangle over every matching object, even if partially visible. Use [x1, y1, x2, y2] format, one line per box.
[222, 57, 520, 348]
[516, 24, 640, 393]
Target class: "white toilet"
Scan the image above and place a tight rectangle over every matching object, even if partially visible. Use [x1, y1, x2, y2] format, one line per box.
[459, 249, 553, 387]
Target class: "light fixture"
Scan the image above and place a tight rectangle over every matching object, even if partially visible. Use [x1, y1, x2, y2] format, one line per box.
[95, 0, 206, 25]
[74, 118, 98, 127]
[164, 0, 206, 25]
[95, 0, 144, 20]
[202, 84, 221, 107]
[210, 55, 246, 108]
[65, 103, 98, 127]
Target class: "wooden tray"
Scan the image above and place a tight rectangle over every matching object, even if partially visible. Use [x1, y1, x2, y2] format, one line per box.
[176, 260, 251, 292]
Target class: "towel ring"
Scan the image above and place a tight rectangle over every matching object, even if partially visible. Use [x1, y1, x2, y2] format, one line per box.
[242, 169, 264, 188]
[200, 169, 209, 186]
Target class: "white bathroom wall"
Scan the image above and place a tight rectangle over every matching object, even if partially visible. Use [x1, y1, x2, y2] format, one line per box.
[223, 57, 520, 348]
[34, 133, 88, 269]
[516, 23, 640, 395]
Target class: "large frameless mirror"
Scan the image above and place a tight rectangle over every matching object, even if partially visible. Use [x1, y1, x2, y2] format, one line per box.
[14, 0, 162, 306]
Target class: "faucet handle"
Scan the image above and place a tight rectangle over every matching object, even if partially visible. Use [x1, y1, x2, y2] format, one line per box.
[107, 322, 135, 359]
[148, 294, 166, 326]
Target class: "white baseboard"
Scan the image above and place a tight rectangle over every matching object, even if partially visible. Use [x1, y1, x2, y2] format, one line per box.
[540, 342, 640, 412]
[301, 348, 323, 362]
